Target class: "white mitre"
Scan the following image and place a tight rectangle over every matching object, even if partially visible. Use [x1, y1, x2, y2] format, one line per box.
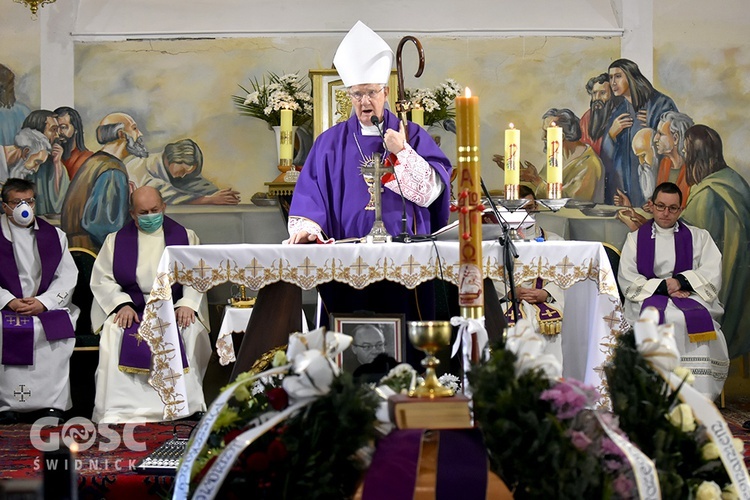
[333, 21, 394, 87]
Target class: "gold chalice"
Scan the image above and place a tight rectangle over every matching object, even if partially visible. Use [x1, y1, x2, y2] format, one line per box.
[408, 321, 454, 398]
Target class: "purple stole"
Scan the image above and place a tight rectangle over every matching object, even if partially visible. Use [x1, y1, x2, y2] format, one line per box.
[0, 218, 75, 366]
[361, 429, 491, 499]
[636, 219, 717, 343]
[113, 217, 189, 372]
[504, 278, 563, 335]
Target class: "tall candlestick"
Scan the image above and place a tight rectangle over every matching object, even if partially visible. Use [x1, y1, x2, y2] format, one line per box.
[455, 88, 484, 314]
[546, 122, 563, 199]
[504, 123, 520, 200]
[279, 108, 293, 167]
[411, 106, 424, 127]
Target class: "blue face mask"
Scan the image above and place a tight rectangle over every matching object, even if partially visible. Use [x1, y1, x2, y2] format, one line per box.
[137, 212, 164, 233]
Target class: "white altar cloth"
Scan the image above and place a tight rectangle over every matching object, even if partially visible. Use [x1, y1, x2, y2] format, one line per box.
[139, 240, 627, 419]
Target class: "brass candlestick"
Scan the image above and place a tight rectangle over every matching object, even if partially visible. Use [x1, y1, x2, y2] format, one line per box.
[408, 321, 454, 397]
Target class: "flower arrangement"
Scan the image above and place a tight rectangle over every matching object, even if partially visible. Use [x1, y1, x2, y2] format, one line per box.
[469, 319, 639, 499]
[605, 309, 743, 499]
[232, 72, 313, 128]
[174, 310, 749, 499]
[177, 329, 380, 499]
[405, 78, 463, 127]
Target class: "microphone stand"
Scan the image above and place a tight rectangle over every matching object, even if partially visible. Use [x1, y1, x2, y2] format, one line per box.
[480, 178, 521, 326]
[371, 116, 434, 243]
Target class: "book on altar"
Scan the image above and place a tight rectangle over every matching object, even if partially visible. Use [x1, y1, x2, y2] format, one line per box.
[432, 208, 534, 241]
[388, 393, 473, 429]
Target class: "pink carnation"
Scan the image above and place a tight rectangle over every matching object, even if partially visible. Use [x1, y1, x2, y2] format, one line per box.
[540, 379, 600, 419]
[570, 430, 593, 451]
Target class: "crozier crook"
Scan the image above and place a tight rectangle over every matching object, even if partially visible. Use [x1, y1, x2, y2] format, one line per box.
[396, 36, 425, 141]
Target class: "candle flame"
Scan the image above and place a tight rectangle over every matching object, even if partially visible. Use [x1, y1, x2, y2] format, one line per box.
[509, 123, 515, 129]
[464, 87, 472, 98]
[550, 121, 557, 127]
[70, 441, 79, 454]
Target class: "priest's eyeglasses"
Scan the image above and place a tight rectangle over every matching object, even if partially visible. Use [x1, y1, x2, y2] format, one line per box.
[653, 202, 680, 214]
[353, 342, 385, 350]
[5, 197, 35, 208]
[349, 87, 385, 102]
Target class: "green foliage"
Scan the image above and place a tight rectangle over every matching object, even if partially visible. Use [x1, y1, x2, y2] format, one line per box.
[469, 341, 606, 499]
[604, 330, 730, 499]
[194, 373, 379, 499]
[281, 374, 380, 499]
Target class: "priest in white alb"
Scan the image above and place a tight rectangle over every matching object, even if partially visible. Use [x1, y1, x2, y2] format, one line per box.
[91, 186, 210, 422]
[619, 181, 729, 400]
[0, 178, 78, 424]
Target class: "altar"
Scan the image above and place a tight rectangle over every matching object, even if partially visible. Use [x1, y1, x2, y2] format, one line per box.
[139, 240, 627, 419]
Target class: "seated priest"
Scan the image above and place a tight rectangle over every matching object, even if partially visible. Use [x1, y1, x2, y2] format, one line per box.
[90, 186, 210, 422]
[0, 178, 78, 424]
[618, 181, 729, 401]
[495, 186, 565, 363]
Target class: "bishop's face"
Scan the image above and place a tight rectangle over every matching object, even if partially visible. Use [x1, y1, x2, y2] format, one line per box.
[349, 84, 389, 126]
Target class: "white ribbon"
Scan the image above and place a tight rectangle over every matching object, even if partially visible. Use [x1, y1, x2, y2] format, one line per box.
[663, 373, 750, 500]
[634, 308, 750, 499]
[594, 412, 661, 500]
[450, 315, 488, 397]
[504, 318, 562, 381]
[634, 307, 680, 373]
[192, 401, 310, 499]
[174, 328, 352, 500]
[173, 365, 289, 500]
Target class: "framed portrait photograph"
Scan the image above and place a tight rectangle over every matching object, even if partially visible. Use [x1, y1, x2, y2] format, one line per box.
[330, 313, 405, 376]
[309, 69, 399, 139]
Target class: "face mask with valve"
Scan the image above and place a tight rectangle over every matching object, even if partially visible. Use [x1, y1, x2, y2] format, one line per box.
[137, 212, 164, 233]
[10, 200, 35, 226]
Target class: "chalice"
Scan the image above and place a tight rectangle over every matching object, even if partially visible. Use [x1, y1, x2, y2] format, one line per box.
[408, 321, 454, 398]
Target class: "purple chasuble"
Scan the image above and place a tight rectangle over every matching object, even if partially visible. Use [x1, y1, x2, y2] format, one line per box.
[0, 218, 75, 365]
[636, 219, 717, 342]
[113, 217, 189, 371]
[289, 109, 453, 240]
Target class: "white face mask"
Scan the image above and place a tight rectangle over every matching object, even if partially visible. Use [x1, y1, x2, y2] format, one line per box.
[10, 201, 34, 226]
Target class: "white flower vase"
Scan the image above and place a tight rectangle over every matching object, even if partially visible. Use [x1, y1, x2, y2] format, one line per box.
[272, 125, 299, 182]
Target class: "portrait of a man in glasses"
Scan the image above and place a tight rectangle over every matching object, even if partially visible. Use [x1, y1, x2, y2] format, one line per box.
[341, 322, 399, 381]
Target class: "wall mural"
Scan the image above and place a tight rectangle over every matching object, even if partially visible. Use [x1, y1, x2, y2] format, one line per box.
[1, 39, 749, 358]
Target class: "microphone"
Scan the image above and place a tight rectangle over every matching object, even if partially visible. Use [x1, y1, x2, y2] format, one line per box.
[371, 115, 411, 242]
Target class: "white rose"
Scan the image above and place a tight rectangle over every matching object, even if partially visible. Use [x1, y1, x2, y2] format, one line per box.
[667, 403, 696, 432]
[695, 481, 722, 500]
[721, 484, 739, 500]
[701, 442, 720, 461]
[733, 437, 745, 454]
